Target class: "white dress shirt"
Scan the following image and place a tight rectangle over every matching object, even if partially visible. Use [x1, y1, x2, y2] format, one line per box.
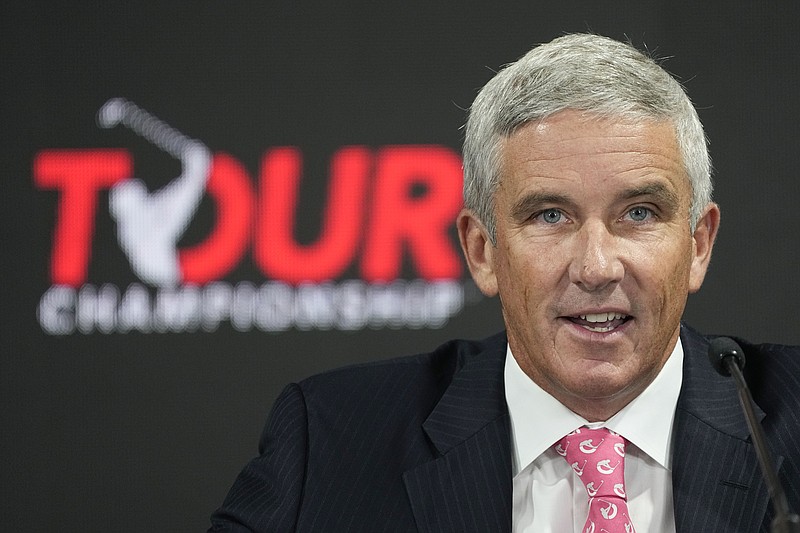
[505, 340, 684, 533]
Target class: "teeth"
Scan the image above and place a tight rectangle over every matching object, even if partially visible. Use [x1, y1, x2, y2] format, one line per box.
[584, 324, 615, 333]
[579, 312, 627, 323]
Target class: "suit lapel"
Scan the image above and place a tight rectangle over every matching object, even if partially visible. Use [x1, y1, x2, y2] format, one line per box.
[672, 324, 776, 533]
[403, 334, 512, 533]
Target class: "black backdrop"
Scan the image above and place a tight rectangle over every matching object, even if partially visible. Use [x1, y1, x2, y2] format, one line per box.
[3, 2, 800, 531]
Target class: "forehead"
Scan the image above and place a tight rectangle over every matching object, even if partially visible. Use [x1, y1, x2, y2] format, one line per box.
[498, 110, 688, 197]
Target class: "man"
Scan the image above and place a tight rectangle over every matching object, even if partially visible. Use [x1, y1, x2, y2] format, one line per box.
[209, 34, 800, 532]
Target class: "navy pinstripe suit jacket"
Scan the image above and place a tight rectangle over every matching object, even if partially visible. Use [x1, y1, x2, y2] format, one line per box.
[209, 324, 800, 532]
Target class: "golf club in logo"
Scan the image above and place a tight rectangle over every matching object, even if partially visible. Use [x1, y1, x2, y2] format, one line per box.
[598, 499, 618, 520]
[596, 458, 621, 475]
[580, 437, 604, 454]
[586, 480, 603, 497]
[614, 442, 625, 457]
[555, 441, 569, 456]
[571, 459, 587, 476]
[98, 98, 211, 288]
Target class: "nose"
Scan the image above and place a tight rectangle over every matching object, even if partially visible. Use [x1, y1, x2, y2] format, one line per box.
[568, 220, 624, 291]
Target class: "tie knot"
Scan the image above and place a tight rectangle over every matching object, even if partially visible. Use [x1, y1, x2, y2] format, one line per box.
[554, 427, 627, 498]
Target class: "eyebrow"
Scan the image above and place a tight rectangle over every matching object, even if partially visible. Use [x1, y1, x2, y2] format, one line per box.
[619, 182, 680, 209]
[510, 192, 573, 222]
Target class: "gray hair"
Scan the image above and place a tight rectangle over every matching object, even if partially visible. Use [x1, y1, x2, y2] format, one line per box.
[463, 33, 712, 242]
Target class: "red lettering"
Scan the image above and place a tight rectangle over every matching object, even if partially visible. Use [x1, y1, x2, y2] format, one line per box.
[34, 149, 132, 286]
[36, 144, 466, 288]
[254, 147, 371, 284]
[179, 154, 254, 284]
[361, 146, 463, 281]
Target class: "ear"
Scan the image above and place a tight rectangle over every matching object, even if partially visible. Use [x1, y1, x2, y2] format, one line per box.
[688, 202, 721, 293]
[457, 208, 499, 296]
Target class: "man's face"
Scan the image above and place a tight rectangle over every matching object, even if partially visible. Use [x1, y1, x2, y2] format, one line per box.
[459, 109, 719, 420]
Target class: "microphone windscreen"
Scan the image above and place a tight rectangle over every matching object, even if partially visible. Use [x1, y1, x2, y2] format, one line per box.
[707, 336, 746, 376]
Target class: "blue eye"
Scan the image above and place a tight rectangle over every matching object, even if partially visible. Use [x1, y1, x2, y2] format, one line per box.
[541, 209, 562, 224]
[628, 207, 651, 222]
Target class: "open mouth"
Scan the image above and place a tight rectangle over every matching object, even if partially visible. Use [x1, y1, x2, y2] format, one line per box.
[567, 312, 630, 333]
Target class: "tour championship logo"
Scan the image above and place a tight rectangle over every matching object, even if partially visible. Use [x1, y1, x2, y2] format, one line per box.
[35, 99, 468, 335]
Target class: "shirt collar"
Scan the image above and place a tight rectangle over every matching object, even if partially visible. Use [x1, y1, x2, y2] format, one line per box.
[504, 339, 684, 476]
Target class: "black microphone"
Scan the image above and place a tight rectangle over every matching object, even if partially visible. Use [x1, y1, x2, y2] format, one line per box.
[707, 337, 800, 533]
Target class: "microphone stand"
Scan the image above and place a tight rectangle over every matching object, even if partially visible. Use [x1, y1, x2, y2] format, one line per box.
[720, 346, 800, 533]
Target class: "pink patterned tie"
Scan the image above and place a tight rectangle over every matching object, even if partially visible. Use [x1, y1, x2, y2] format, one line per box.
[554, 427, 636, 533]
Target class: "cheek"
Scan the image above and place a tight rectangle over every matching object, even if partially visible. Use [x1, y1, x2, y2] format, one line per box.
[646, 247, 693, 316]
[666, 260, 692, 307]
[497, 250, 556, 318]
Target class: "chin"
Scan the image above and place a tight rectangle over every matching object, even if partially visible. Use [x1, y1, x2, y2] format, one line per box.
[566, 370, 637, 402]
